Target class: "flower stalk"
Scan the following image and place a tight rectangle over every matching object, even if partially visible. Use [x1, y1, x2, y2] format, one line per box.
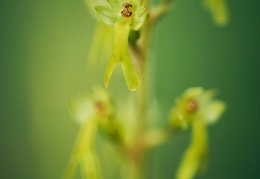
[64, 0, 229, 178]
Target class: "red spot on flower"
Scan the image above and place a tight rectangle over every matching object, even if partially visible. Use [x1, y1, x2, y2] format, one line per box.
[121, 3, 132, 18]
[95, 101, 105, 114]
[186, 99, 199, 113]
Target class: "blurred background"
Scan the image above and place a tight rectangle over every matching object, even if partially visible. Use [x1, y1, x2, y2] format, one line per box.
[1, 0, 259, 178]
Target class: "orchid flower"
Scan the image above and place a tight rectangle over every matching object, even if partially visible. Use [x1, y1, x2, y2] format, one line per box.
[64, 86, 115, 179]
[95, 0, 148, 90]
[170, 87, 226, 179]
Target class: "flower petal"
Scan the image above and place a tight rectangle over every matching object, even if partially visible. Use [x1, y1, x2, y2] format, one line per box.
[104, 22, 140, 90]
[176, 119, 208, 179]
[69, 94, 95, 124]
[203, 100, 226, 124]
[203, 0, 229, 26]
[131, 15, 147, 31]
[95, 6, 118, 26]
[104, 57, 117, 88]
[107, 0, 120, 8]
[121, 55, 141, 91]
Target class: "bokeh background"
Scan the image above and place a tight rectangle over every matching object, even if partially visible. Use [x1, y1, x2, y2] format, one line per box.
[1, 0, 259, 178]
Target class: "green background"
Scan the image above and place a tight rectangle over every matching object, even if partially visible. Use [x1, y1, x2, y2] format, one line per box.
[1, 0, 259, 178]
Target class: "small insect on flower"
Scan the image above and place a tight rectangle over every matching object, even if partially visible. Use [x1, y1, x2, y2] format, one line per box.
[121, 3, 133, 18]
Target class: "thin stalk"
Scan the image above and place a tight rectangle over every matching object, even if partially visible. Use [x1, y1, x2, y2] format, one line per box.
[127, 18, 154, 179]
[127, 1, 174, 177]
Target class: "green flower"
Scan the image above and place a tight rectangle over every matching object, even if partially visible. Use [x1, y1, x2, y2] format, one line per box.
[203, 0, 229, 26]
[170, 87, 225, 129]
[95, 0, 147, 90]
[170, 87, 226, 179]
[69, 86, 115, 124]
[65, 86, 115, 179]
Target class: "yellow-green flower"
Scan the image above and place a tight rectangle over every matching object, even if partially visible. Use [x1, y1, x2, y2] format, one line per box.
[64, 86, 115, 179]
[95, 0, 147, 90]
[170, 87, 225, 129]
[69, 86, 115, 124]
[203, 0, 229, 26]
[170, 87, 226, 179]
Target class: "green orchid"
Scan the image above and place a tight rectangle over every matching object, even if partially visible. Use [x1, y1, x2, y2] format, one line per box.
[95, 0, 148, 90]
[69, 86, 115, 123]
[65, 86, 115, 179]
[170, 87, 225, 130]
[170, 87, 226, 179]
[203, 0, 229, 26]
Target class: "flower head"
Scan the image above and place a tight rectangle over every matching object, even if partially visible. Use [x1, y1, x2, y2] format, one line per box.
[69, 86, 115, 124]
[95, 0, 148, 90]
[95, 0, 147, 30]
[203, 0, 229, 26]
[173, 88, 226, 179]
[170, 87, 226, 129]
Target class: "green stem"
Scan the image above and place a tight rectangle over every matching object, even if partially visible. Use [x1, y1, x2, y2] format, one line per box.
[127, 1, 174, 177]
[127, 17, 154, 179]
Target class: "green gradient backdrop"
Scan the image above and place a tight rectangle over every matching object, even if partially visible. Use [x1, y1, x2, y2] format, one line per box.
[1, 0, 259, 178]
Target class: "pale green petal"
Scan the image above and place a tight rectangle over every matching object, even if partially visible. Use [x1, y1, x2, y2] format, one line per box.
[131, 14, 147, 31]
[203, 0, 229, 26]
[130, 0, 144, 7]
[64, 120, 101, 179]
[107, 0, 120, 8]
[87, 23, 113, 69]
[104, 22, 140, 90]
[104, 57, 117, 88]
[93, 85, 110, 102]
[131, 5, 147, 30]
[121, 55, 141, 91]
[176, 119, 208, 179]
[80, 121, 101, 179]
[170, 109, 189, 130]
[95, 6, 118, 26]
[203, 100, 226, 124]
[134, 5, 147, 17]
[69, 94, 95, 124]
[184, 87, 204, 99]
